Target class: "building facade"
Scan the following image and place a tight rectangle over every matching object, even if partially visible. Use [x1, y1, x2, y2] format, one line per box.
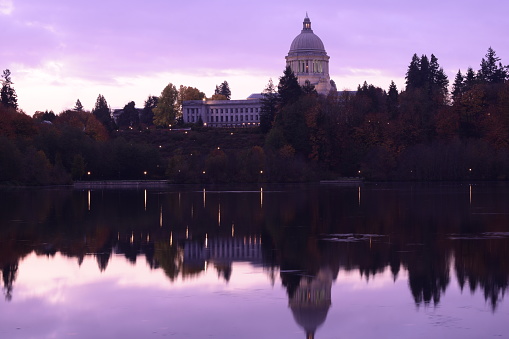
[183, 95, 261, 127]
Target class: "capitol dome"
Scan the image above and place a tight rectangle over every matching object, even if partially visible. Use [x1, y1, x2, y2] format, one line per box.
[288, 16, 327, 56]
[285, 14, 332, 94]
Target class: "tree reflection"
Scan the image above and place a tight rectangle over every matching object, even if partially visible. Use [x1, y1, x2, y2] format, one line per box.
[0, 183, 508, 315]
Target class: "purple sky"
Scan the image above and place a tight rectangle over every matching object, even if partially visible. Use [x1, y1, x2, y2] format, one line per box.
[2, 0, 508, 114]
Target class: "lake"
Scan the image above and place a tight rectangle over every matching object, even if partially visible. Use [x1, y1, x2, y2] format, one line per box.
[1, 183, 508, 338]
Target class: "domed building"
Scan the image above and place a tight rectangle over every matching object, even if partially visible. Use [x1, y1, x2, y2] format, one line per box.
[286, 14, 332, 94]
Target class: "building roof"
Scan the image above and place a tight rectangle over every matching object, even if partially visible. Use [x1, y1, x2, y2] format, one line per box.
[288, 15, 327, 56]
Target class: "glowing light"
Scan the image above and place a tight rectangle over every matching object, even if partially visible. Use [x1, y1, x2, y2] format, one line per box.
[146, 234, 150, 242]
[218, 203, 221, 226]
[87, 190, 91, 211]
[358, 186, 361, 206]
[170, 232, 173, 246]
[144, 189, 147, 211]
[159, 206, 163, 227]
[205, 233, 208, 249]
[232, 224, 235, 237]
[186, 227, 189, 239]
[130, 232, 134, 244]
[260, 187, 263, 207]
[203, 188, 206, 208]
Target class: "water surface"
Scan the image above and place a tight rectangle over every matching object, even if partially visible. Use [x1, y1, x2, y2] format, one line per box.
[1, 183, 508, 338]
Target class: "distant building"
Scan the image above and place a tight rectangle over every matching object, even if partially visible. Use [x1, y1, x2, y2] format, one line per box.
[286, 14, 333, 94]
[182, 14, 334, 127]
[183, 95, 262, 127]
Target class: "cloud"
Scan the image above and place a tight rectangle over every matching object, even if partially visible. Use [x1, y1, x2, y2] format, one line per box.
[0, 0, 13, 15]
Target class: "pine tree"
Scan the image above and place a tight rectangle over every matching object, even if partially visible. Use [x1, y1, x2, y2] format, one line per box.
[477, 47, 508, 84]
[259, 79, 278, 133]
[452, 70, 464, 103]
[92, 94, 115, 133]
[387, 81, 399, 118]
[405, 54, 421, 90]
[140, 96, 158, 125]
[302, 80, 317, 95]
[74, 99, 84, 112]
[214, 81, 231, 100]
[277, 66, 302, 108]
[1, 69, 18, 110]
[464, 67, 476, 91]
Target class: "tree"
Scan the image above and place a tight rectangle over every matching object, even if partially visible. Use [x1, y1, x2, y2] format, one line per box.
[464, 67, 477, 92]
[452, 70, 464, 103]
[178, 85, 205, 115]
[214, 81, 231, 100]
[153, 83, 179, 127]
[74, 99, 84, 112]
[302, 80, 317, 96]
[1, 69, 18, 110]
[405, 54, 422, 89]
[210, 94, 228, 100]
[477, 47, 508, 84]
[140, 96, 158, 125]
[387, 81, 399, 118]
[277, 66, 302, 108]
[259, 79, 278, 133]
[117, 101, 139, 129]
[92, 94, 115, 132]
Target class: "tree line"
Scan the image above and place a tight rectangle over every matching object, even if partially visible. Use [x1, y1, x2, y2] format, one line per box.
[256, 47, 509, 181]
[1, 47, 509, 184]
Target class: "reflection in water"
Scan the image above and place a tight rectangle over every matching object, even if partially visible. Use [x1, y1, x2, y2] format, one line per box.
[289, 269, 332, 339]
[1, 184, 509, 337]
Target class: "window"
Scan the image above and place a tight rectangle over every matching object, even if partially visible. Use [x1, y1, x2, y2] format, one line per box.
[235, 115, 238, 121]
[225, 116, 228, 122]
[250, 115, 253, 120]
[255, 115, 259, 121]
[240, 115, 243, 122]
[221, 116, 223, 122]
[235, 108, 238, 113]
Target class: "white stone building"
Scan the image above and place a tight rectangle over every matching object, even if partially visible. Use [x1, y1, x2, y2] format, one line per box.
[286, 14, 332, 94]
[182, 14, 333, 126]
[182, 94, 262, 127]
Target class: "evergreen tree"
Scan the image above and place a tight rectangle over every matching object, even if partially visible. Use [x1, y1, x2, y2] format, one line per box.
[153, 83, 179, 127]
[387, 81, 399, 118]
[117, 101, 139, 129]
[464, 67, 476, 91]
[214, 81, 231, 100]
[477, 47, 508, 84]
[140, 96, 158, 125]
[92, 94, 115, 133]
[452, 70, 464, 103]
[259, 79, 278, 133]
[405, 54, 421, 89]
[277, 66, 302, 108]
[1, 69, 18, 110]
[302, 80, 317, 95]
[74, 99, 84, 112]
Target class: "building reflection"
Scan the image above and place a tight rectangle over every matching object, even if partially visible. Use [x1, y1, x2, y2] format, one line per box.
[289, 268, 333, 339]
[1, 184, 509, 319]
[183, 236, 263, 282]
